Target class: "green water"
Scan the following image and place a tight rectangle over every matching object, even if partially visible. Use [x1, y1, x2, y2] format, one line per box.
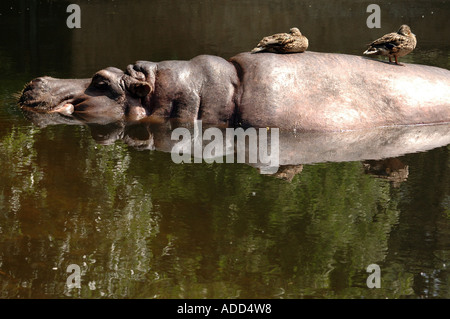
[0, 0, 449, 298]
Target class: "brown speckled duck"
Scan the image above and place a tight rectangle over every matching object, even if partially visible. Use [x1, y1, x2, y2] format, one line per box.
[251, 27, 309, 54]
[363, 24, 417, 65]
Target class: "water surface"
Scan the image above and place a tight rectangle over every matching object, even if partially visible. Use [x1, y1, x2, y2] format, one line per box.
[0, 0, 449, 298]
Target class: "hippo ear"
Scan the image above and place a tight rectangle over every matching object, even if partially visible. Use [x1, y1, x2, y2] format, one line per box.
[129, 81, 152, 97]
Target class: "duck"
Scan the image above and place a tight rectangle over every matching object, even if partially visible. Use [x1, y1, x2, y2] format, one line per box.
[251, 27, 309, 54]
[363, 24, 417, 65]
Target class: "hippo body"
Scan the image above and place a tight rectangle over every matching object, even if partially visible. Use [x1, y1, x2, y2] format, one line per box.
[19, 51, 450, 131]
[232, 52, 450, 130]
[130, 55, 238, 124]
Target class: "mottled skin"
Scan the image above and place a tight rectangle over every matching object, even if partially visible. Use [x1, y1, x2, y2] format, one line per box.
[19, 51, 450, 131]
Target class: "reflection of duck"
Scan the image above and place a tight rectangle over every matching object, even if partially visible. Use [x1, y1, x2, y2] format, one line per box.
[251, 27, 309, 54]
[269, 164, 304, 182]
[363, 158, 409, 187]
[363, 25, 417, 65]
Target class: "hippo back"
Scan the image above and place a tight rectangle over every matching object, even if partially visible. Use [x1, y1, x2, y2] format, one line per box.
[230, 51, 450, 131]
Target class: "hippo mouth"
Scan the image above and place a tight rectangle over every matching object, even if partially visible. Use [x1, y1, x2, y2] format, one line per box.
[18, 77, 91, 116]
[19, 92, 125, 123]
[19, 95, 83, 116]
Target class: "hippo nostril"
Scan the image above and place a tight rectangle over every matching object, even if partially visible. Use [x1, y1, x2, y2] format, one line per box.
[23, 77, 51, 95]
[19, 77, 52, 106]
[31, 77, 48, 87]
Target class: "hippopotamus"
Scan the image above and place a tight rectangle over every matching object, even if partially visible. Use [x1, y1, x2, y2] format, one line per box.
[19, 51, 450, 131]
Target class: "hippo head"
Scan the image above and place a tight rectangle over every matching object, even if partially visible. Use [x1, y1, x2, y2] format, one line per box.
[19, 67, 152, 123]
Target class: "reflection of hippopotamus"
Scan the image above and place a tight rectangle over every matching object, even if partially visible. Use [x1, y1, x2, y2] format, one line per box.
[21, 103, 450, 177]
[19, 51, 450, 131]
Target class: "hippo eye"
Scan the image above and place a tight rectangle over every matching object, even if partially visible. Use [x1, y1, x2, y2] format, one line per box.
[92, 74, 111, 90]
[96, 81, 109, 89]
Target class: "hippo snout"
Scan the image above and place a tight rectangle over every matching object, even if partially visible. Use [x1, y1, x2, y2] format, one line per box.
[19, 77, 53, 110]
[19, 77, 90, 114]
[20, 76, 49, 97]
[28, 76, 50, 88]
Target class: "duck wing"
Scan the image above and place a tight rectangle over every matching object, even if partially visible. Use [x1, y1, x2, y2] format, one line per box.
[258, 33, 293, 47]
[368, 32, 406, 52]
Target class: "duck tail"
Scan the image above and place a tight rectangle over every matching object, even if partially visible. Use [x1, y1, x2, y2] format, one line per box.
[251, 46, 265, 53]
[363, 47, 378, 55]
